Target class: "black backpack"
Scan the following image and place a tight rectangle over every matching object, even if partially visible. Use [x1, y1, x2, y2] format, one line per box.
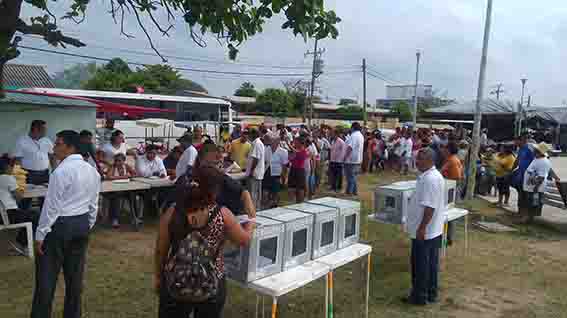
[164, 205, 221, 302]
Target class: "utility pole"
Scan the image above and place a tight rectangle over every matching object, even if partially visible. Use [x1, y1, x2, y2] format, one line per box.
[466, 0, 493, 202]
[490, 83, 504, 100]
[306, 39, 325, 127]
[517, 78, 527, 136]
[412, 51, 421, 130]
[362, 58, 367, 126]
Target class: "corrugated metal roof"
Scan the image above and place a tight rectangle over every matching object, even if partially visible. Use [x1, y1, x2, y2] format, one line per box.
[0, 91, 97, 108]
[427, 99, 517, 114]
[2, 64, 55, 89]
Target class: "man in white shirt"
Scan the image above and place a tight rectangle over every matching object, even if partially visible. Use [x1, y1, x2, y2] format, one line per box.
[13, 120, 55, 185]
[343, 122, 364, 196]
[14, 120, 55, 211]
[245, 129, 265, 211]
[136, 145, 167, 178]
[400, 130, 414, 175]
[175, 133, 198, 179]
[404, 148, 446, 306]
[31, 130, 101, 318]
[522, 142, 560, 224]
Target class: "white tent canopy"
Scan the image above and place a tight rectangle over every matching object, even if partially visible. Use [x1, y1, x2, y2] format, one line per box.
[135, 118, 174, 128]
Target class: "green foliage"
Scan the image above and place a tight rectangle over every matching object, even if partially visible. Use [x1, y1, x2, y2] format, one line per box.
[53, 62, 98, 89]
[337, 105, 363, 120]
[256, 88, 293, 118]
[339, 98, 357, 105]
[82, 58, 207, 94]
[18, 0, 341, 60]
[391, 101, 413, 121]
[234, 82, 258, 97]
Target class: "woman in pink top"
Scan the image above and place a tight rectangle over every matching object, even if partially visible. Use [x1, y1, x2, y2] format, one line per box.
[287, 137, 308, 203]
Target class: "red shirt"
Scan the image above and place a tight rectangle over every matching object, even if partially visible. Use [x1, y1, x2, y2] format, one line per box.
[290, 149, 309, 169]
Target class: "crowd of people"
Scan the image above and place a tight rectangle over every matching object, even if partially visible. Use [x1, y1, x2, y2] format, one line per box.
[1, 117, 562, 317]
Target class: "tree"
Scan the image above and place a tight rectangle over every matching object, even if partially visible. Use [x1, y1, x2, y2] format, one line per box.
[339, 98, 357, 106]
[82, 59, 207, 94]
[234, 82, 258, 98]
[0, 1, 341, 94]
[53, 62, 98, 89]
[391, 101, 412, 122]
[256, 88, 293, 118]
[283, 79, 310, 120]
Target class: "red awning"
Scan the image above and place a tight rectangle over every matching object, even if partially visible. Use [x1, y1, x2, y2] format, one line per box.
[4, 89, 175, 115]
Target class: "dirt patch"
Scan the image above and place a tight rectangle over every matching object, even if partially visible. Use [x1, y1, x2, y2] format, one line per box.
[529, 241, 567, 260]
[444, 286, 541, 318]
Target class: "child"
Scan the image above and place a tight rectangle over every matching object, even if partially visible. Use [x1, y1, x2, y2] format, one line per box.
[105, 153, 137, 228]
[0, 157, 37, 253]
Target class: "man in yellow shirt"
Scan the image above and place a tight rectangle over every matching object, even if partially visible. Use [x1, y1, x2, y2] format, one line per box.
[230, 130, 251, 169]
[493, 144, 516, 206]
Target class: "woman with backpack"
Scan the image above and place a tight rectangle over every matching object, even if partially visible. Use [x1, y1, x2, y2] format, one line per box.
[154, 166, 254, 318]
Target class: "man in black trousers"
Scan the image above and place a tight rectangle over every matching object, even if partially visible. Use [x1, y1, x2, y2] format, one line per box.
[404, 148, 446, 305]
[31, 130, 101, 318]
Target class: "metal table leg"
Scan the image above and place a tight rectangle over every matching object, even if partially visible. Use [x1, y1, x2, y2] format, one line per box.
[255, 295, 260, 318]
[329, 271, 334, 318]
[271, 297, 278, 318]
[129, 192, 140, 231]
[465, 215, 469, 256]
[366, 253, 371, 318]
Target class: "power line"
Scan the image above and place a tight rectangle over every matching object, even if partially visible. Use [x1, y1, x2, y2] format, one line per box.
[366, 65, 404, 85]
[366, 71, 399, 85]
[21, 34, 358, 71]
[20, 45, 315, 77]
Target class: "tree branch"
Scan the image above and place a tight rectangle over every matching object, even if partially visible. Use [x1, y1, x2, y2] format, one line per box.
[125, 0, 167, 62]
[15, 18, 85, 47]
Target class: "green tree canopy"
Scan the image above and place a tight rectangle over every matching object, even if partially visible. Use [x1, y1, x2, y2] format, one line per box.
[83, 59, 207, 94]
[1, 0, 341, 94]
[53, 62, 98, 89]
[391, 101, 413, 122]
[256, 88, 293, 118]
[234, 82, 258, 97]
[339, 98, 357, 106]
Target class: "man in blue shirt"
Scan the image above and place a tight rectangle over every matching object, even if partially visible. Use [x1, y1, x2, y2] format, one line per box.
[512, 133, 535, 217]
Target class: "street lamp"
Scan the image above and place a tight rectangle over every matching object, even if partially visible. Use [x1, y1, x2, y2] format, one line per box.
[518, 78, 527, 136]
[412, 50, 421, 130]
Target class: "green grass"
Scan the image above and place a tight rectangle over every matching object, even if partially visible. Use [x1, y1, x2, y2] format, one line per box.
[2, 171, 567, 317]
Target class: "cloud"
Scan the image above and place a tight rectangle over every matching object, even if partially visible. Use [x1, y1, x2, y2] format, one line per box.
[16, 0, 567, 106]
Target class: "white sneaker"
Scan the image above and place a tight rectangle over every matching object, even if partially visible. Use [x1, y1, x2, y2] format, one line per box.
[112, 219, 120, 228]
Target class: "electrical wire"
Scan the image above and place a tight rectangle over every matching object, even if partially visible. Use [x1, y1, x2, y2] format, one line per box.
[20, 45, 361, 78]
[20, 34, 358, 71]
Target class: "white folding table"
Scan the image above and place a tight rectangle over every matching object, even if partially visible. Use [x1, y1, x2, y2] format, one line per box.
[443, 208, 470, 257]
[22, 181, 152, 230]
[314, 243, 373, 318]
[247, 261, 329, 318]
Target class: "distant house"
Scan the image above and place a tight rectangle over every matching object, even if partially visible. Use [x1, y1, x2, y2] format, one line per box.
[1, 64, 55, 90]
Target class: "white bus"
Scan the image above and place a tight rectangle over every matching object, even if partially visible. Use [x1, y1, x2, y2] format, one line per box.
[23, 88, 233, 123]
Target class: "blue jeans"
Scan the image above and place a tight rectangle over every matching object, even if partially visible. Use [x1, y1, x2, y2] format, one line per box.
[410, 235, 442, 303]
[344, 164, 360, 195]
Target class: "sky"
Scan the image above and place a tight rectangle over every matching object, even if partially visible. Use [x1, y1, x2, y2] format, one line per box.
[16, 0, 567, 106]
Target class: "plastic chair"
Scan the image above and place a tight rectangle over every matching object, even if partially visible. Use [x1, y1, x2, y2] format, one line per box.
[0, 201, 34, 259]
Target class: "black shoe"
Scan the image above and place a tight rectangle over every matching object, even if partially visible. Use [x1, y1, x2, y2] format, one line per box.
[401, 296, 427, 306]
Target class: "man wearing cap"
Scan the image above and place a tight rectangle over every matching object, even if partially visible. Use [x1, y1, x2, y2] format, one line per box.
[174, 133, 198, 179]
[522, 142, 560, 224]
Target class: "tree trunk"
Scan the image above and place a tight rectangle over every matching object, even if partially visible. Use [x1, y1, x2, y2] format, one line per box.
[0, 0, 24, 96]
